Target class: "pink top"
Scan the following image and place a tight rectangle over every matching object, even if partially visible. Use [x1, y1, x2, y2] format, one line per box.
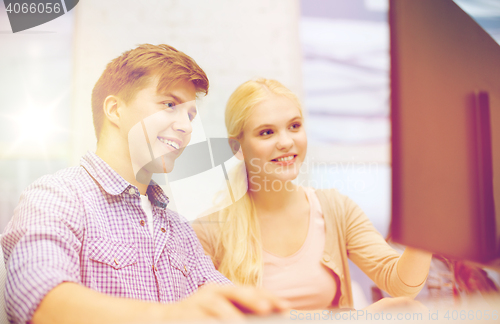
[262, 187, 337, 310]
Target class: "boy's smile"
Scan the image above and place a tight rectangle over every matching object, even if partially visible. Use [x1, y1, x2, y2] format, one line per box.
[123, 77, 197, 181]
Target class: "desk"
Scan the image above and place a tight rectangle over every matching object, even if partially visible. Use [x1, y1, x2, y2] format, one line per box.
[193, 295, 500, 324]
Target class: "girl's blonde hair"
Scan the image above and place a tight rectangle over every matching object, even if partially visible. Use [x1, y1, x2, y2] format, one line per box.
[209, 78, 302, 286]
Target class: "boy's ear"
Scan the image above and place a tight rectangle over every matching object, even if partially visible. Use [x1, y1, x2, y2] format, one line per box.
[102, 95, 121, 127]
[228, 138, 244, 161]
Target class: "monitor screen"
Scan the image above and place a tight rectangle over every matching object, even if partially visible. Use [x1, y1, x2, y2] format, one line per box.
[389, 0, 500, 264]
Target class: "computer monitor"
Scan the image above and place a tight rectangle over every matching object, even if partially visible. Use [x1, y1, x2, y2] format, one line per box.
[389, 0, 500, 265]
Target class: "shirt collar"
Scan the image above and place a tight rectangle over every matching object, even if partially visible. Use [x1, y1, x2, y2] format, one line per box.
[80, 151, 169, 207]
[147, 183, 169, 209]
[80, 151, 130, 195]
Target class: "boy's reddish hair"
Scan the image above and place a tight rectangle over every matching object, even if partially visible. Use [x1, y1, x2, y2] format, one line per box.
[91, 44, 209, 140]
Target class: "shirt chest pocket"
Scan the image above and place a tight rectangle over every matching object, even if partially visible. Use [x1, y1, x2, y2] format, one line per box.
[168, 250, 199, 277]
[89, 237, 137, 270]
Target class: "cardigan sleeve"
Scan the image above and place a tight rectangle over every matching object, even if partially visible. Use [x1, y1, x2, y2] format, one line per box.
[342, 194, 426, 298]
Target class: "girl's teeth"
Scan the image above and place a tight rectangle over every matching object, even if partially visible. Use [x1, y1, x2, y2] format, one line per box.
[276, 156, 294, 162]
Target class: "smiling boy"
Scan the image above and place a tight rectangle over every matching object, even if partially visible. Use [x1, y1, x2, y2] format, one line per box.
[1, 44, 286, 324]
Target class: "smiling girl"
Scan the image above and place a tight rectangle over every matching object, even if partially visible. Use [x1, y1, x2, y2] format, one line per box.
[192, 78, 432, 310]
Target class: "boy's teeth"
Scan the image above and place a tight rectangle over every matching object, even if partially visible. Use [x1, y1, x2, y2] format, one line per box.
[158, 137, 180, 149]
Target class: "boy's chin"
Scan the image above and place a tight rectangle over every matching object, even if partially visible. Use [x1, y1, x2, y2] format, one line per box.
[134, 158, 175, 183]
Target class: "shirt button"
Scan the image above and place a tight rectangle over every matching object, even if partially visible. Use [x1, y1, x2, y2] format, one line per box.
[129, 188, 136, 195]
[322, 254, 331, 262]
[140, 220, 145, 226]
[161, 228, 166, 233]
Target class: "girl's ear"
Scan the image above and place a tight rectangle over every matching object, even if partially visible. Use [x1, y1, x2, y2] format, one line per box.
[228, 138, 244, 161]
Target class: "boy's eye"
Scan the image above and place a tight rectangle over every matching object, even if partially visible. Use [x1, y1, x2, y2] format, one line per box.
[260, 130, 273, 136]
[164, 102, 175, 108]
[188, 113, 195, 121]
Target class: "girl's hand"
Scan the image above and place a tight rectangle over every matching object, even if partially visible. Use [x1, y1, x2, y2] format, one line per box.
[364, 297, 427, 312]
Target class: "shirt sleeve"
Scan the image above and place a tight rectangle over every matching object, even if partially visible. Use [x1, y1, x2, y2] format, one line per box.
[1, 176, 84, 323]
[181, 219, 232, 287]
[342, 195, 426, 298]
[196, 252, 233, 286]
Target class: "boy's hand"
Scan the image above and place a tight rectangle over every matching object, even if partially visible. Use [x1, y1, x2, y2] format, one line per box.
[164, 284, 290, 321]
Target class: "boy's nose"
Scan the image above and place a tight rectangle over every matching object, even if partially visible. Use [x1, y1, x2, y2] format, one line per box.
[173, 113, 192, 134]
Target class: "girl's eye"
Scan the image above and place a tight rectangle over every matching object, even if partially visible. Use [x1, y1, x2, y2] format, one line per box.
[188, 113, 195, 121]
[164, 102, 175, 109]
[260, 130, 273, 136]
[290, 123, 301, 129]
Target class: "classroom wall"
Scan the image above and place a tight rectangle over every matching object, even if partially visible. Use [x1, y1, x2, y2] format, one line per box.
[70, 0, 303, 164]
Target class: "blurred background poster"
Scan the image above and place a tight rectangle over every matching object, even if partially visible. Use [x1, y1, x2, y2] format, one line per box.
[0, 0, 499, 303]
